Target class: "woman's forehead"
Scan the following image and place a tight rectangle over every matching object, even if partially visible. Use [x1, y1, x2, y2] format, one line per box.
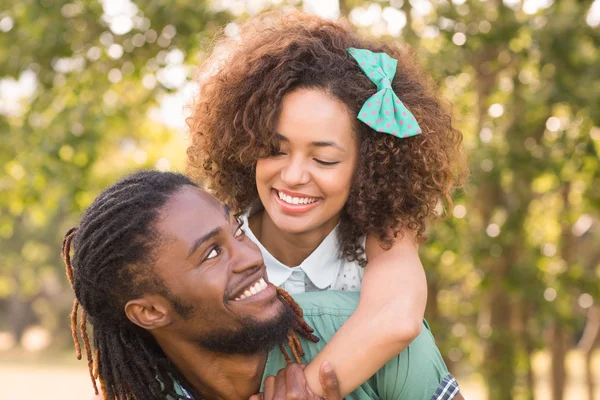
[277, 89, 355, 145]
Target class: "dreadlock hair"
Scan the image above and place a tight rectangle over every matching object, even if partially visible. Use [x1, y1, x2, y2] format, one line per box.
[62, 170, 318, 400]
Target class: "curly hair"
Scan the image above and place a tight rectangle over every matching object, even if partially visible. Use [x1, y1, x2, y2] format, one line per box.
[187, 10, 467, 265]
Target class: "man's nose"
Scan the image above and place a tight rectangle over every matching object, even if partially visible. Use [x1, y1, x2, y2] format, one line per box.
[280, 156, 310, 187]
[230, 238, 265, 274]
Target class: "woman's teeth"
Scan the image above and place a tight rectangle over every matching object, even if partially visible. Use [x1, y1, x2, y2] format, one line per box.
[235, 278, 268, 301]
[277, 191, 318, 205]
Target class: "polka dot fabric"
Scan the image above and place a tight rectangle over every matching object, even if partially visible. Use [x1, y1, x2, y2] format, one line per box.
[347, 47, 422, 138]
[330, 263, 364, 293]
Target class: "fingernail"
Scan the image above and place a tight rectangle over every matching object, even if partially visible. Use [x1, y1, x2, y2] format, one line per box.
[322, 360, 333, 373]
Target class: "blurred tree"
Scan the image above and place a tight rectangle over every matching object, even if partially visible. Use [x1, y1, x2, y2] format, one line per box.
[335, 0, 599, 399]
[369, 0, 600, 399]
[0, 0, 230, 341]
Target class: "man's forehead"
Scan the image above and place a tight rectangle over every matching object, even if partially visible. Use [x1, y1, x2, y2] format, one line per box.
[159, 186, 229, 235]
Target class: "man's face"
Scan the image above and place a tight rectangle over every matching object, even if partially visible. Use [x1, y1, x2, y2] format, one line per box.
[150, 186, 291, 354]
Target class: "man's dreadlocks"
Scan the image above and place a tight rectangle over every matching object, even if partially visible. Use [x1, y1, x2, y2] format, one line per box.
[62, 171, 318, 400]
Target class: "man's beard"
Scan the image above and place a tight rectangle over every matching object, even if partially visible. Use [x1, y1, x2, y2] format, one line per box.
[194, 303, 295, 355]
[168, 293, 295, 355]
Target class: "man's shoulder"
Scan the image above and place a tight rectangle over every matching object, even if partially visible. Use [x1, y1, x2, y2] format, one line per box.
[292, 291, 453, 399]
[292, 290, 360, 319]
[289, 291, 359, 369]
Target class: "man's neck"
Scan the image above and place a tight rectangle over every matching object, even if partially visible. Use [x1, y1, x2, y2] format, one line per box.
[156, 335, 269, 400]
[249, 209, 338, 267]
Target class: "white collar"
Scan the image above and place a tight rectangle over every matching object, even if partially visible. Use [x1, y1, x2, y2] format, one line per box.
[240, 208, 343, 290]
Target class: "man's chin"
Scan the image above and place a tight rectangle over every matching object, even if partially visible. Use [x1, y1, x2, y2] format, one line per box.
[196, 301, 294, 355]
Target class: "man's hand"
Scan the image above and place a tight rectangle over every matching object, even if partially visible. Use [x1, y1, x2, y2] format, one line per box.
[317, 361, 341, 399]
[249, 361, 342, 400]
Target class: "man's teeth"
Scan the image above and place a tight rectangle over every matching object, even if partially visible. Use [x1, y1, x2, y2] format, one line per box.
[235, 278, 268, 301]
[277, 191, 318, 205]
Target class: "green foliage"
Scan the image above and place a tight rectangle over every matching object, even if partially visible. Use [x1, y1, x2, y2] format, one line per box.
[392, 0, 600, 398]
[0, 0, 230, 337]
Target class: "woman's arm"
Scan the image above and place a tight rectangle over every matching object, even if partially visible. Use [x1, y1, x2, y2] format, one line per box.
[302, 229, 427, 397]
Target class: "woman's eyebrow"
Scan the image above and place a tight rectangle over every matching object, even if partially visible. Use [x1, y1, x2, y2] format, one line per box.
[311, 140, 345, 151]
[275, 132, 345, 152]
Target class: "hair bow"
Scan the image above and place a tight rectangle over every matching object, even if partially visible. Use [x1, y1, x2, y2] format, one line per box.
[347, 47, 422, 138]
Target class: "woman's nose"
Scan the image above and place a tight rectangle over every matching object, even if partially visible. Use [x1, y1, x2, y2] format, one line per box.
[280, 157, 310, 186]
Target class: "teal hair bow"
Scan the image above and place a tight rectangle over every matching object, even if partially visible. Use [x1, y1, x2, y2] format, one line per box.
[347, 47, 422, 138]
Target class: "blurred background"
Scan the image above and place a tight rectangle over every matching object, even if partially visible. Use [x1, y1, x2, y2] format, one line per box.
[1, 0, 599, 399]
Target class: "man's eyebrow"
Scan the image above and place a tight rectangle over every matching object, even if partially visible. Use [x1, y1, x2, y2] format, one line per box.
[187, 227, 222, 259]
[222, 204, 230, 219]
[275, 133, 345, 151]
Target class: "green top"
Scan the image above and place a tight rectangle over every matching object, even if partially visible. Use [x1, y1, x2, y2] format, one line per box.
[172, 291, 450, 399]
[261, 291, 449, 400]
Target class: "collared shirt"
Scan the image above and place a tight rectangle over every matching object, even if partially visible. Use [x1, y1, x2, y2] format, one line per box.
[240, 207, 365, 294]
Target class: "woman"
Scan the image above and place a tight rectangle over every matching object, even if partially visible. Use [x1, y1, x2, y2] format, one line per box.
[187, 10, 467, 398]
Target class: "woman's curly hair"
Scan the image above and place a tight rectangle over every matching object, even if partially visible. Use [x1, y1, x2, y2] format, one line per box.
[187, 10, 468, 266]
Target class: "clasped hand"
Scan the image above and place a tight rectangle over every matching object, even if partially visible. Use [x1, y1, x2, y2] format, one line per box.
[249, 362, 342, 400]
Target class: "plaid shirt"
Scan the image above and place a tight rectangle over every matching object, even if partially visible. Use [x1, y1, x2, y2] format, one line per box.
[431, 373, 461, 400]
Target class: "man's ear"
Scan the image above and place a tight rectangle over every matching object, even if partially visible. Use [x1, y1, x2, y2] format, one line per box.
[125, 296, 172, 330]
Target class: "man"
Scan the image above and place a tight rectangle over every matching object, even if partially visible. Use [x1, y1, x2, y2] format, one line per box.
[63, 171, 462, 399]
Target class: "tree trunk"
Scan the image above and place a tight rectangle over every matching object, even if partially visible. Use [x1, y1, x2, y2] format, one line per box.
[579, 306, 600, 400]
[551, 183, 573, 400]
[550, 322, 568, 400]
[585, 349, 596, 400]
[426, 278, 452, 366]
[485, 259, 516, 400]
[522, 303, 536, 400]
[525, 340, 536, 400]
[8, 292, 32, 343]
[472, 43, 518, 399]
[337, 0, 351, 17]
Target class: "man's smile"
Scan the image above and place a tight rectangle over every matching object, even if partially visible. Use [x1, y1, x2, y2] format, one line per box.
[227, 272, 277, 303]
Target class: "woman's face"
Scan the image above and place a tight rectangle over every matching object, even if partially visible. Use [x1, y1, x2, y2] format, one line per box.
[255, 88, 359, 236]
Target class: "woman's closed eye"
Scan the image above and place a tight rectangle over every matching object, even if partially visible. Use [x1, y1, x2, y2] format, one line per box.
[268, 142, 286, 157]
[314, 159, 340, 166]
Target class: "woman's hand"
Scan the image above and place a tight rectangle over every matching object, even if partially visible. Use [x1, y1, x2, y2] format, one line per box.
[249, 361, 342, 400]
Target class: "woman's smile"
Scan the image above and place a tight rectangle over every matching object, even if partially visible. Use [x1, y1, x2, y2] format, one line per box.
[272, 189, 323, 214]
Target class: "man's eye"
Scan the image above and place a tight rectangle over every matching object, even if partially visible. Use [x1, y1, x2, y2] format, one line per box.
[206, 247, 220, 260]
[234, 223, 246, 238]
